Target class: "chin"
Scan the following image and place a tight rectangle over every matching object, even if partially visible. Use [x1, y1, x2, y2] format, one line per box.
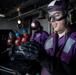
[54, 29, 58, 32]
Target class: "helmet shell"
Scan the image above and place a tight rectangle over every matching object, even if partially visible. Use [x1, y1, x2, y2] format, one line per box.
[15, 32, 19, 37]
[47, 0, 68, 11]
[9, 32, 13, 35]
[47, 0, 69, 21]
[22, 29, 27, 34]
[31, 20, 41, 30]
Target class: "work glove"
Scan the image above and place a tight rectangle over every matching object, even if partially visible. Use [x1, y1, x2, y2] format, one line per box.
[13, 41, 54, 74]
[14, 40, 46, 62]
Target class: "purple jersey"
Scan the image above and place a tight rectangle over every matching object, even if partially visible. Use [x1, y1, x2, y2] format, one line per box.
[45, 32, 76, 64]
[30, 30, 50, 75]
[43, 31, 76, 75]
[30, 30, 49, 45]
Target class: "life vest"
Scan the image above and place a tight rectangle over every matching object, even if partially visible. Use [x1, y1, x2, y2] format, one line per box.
[45, 32, 76, 64]
[30, 31, 49, 45]
[21, 34, 30, 44]
[15, 37, 21, 46]
[7, 36, 14, 47]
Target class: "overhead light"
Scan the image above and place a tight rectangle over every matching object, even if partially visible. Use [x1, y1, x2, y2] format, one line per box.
[17, 7, 20, 12]
[17, 19, 21, 24]
[0, 14, 5, 17]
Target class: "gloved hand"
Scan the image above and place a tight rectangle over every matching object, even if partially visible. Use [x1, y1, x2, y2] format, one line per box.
[14, 40, 46, 62]
[13, 41, 40, 60]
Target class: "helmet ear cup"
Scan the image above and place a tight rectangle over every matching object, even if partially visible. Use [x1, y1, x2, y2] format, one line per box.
[64, 15, 69, 28]
[46, 14, 50, 21]
[47, 0, 68, 11]
[64, 14, 70, 28]
[65, 9, 76, 27]
[70, 9, 76, 24]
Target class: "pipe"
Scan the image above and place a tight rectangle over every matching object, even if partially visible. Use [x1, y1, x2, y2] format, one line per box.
[0, 65, 21, 75]
[5, 0, 39, 17]
[0, 68, 14, 74]
[0, 65, 13, 71]
[8, 4, 48, 21]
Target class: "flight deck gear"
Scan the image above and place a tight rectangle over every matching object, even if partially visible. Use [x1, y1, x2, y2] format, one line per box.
[12, 41, 41, 75]
[22, 29, 27, 34]
[47, 0, 69, 21]
[7, 35, 14, 47]
[15, 33, 21, 46]
[21, 34, 30, 44]
[9, 32, 13, 35]
[30, 31, 49, 45]
[48, 10, 67, 21]
[15, 31, 76, 75]
[14, 41, 40, 60]
[43, 31, 76, 75]
[47, 0, 68, 11]
[30, 21, 49, 75]
[15, 32, 20, 38]
[44, 32, 76, 63]
[21, 29, 30, 44]
[31, 20, 42, 30]
[7, 32, 14, 47]
[15, 37, 21, 46]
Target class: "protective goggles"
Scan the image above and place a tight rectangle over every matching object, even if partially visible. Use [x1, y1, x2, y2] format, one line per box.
[48, 10, 67, 21]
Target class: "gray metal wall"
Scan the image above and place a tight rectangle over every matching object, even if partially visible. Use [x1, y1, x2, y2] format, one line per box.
[0, 18, 30, 34]
[0, 17, 53, 35]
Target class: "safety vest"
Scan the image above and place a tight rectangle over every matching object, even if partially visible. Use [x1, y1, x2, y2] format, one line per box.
[15, 37, 21, 46]
[7, 36, 14, 47]
[45, 32, 76, 64]
[21, 34, 30, 44]
[30, 31, 49, 45]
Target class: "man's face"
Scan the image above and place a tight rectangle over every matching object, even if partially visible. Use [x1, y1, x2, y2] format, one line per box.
[33, 29, 38, 33]
[23, 33, 26, 35]
[9, 34, 12, 37]
[49, 10, 66, 32]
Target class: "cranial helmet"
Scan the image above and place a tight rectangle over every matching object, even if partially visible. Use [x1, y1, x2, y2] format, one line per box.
[9, 32, 13, 35]
[22, 29, 27, 34]
[15, 32, 19, 37]
[31, 20, 42, 30]
[47, 0, 69, 21]
[47, 0, 68, 11]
